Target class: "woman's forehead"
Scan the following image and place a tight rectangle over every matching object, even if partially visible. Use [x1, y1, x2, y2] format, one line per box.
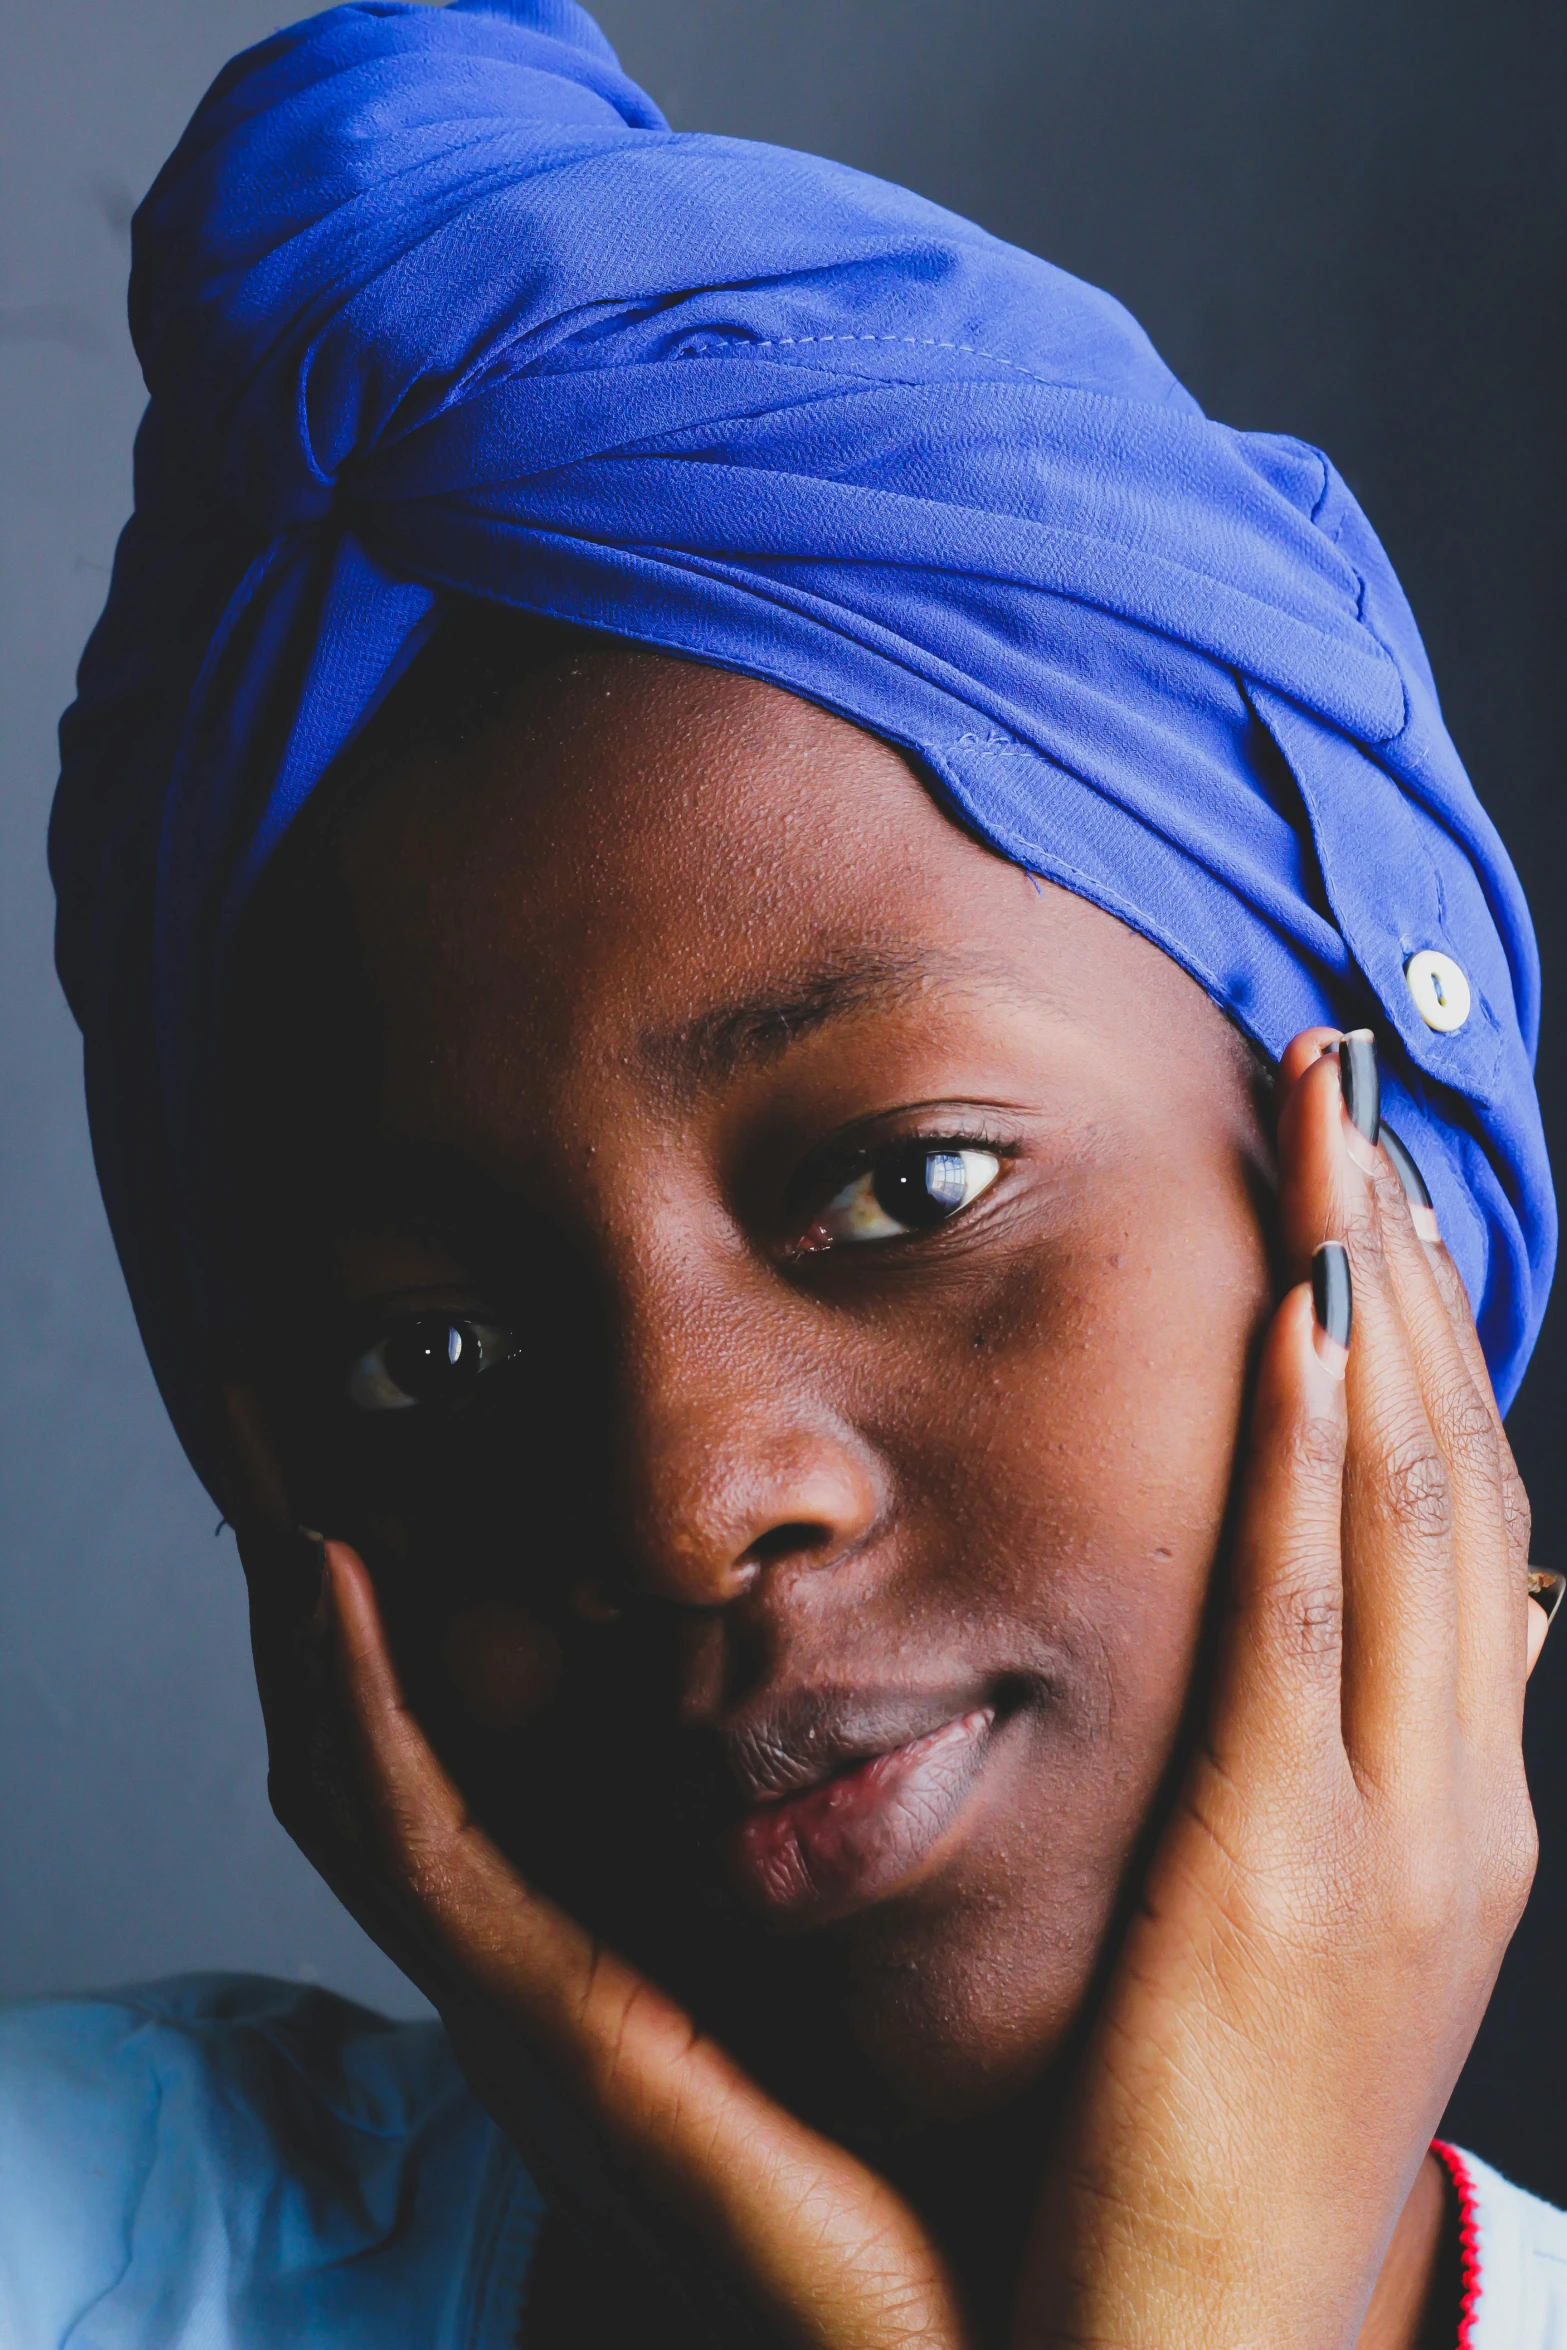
[342, 648, 951, 912]
[335, 648, 1192, 1062]
[303, 661, 1266, 1231]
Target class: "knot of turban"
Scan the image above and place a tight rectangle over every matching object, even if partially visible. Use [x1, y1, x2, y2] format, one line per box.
[51, 0, 1553, 1494]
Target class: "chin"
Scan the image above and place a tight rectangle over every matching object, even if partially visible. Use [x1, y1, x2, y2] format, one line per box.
[828, 1878, 1096, 2125]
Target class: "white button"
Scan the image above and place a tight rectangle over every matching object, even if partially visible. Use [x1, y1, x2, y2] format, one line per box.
[1404, 949, 1471, 1033]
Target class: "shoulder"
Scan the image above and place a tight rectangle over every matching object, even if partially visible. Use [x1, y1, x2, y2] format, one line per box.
[0, 1975, 543, 2349]
[1439, 2142, 1567, 2350]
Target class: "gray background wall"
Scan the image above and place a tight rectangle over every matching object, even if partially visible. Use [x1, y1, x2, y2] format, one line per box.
[4, 0, 1565, 2180]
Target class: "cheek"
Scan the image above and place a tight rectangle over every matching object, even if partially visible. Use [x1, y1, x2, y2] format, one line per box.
[965, 1213, 1265, 1750]
[883, 1187, 1268, 1612]
[442, 1604, 565, 1730]
[829, 1198, 1268, 2094]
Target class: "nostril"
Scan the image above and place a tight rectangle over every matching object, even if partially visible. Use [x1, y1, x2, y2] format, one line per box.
[622, 1415, 884, 1606]
[742, 1520, 838, 1568]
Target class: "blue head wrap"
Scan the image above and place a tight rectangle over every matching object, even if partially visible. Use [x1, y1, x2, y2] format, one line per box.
[51, 0, 1553, 1496]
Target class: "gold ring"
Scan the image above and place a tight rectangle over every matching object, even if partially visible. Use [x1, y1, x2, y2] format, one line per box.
[1527, 1568, 1564, 1623]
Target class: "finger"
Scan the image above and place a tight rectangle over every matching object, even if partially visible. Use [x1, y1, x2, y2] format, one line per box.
[222, 1376, 543, 2008]
[235, 1520, 461, 1997]
[1274, 1024, 1345, 1102]
[1362, 1128, 1522, 1741]
[234, 1518, 340, 1816]
[1209, 1283, 1349, 1787]
[324, 1543, 969, 2350]
[1276, 1042, 1456, 1786]
[1274, 1051, 1528, 1731]
[1382, 1157, 1533, 1600]
[1274, 1053, 1527, 1706]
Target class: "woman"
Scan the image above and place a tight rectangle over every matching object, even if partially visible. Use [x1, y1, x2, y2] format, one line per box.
[5, 0, 1562, 2341]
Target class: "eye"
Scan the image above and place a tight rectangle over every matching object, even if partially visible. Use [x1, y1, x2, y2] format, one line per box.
[347, 1314, 518, 1412]
[807, 1144, 1002, 1248]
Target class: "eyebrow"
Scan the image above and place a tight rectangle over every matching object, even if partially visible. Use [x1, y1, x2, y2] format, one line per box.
[635, 945, 1027, 1101]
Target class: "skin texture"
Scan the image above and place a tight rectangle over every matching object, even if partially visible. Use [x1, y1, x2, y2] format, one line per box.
[222, 640, 1540, 2347]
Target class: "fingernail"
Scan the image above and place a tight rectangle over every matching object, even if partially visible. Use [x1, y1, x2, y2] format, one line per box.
[1338, 1029, 1381, 1173]
[1312, 1241, 1352, 1376]
[1380, 1122, 1441, 1245]
[1528, 1568, 1565, 1625]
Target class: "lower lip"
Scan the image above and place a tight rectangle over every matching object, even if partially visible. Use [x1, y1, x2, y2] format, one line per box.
[724, 1708, 997, 1923]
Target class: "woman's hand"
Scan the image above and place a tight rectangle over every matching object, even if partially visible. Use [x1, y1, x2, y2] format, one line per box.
[236, 1507, 968, 2350]
[233, 1025, 1545, 2350]
[1016, 1029, 1541, 2350]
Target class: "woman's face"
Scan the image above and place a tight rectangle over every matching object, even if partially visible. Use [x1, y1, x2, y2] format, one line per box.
[242, 644, 1275, 2128]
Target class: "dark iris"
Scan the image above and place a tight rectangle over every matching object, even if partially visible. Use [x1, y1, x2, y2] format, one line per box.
[382, 1315, 483, 1406]
[872, 1147, 971, 1229]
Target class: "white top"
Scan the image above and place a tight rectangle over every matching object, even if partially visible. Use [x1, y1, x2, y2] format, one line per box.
[0, 1976, 1559, 2347]
[1438, 2142, 1567, 2348]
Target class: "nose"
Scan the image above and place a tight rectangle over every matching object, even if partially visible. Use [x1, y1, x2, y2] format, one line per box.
[593, 1276, 885, 1613]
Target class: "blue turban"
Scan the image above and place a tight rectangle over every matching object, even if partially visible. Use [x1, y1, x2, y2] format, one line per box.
[51, 0, 1553, 1497]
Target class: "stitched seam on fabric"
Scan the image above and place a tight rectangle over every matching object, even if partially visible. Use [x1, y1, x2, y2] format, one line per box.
[1431, 2140, 1483, 2350]
[720, 331, 1058, 384]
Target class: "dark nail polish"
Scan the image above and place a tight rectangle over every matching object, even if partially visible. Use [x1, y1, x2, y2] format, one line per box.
[1379, 1122, 1430, 1209]
[1312, 1242, 1353, 1350]
[1528, 1569, 1565, 1625]
[1380, 1121, 1442, 1242]
[1338, 1029, 1381, 1147]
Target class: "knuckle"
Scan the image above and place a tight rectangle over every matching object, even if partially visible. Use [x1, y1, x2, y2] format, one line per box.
[1257, 1565, 1343, 1679]
[1390, 1790, 1537, 1971]
[1286, 1406, 1348, 1484]
[1371, 1820, 1482, 1964]
[1363, 1422, 1452, 1546]
[1435, 1383, 1502, 1486]
[1344, 1192, 1390, 1279]
[1393, 1859, 1464, 1959]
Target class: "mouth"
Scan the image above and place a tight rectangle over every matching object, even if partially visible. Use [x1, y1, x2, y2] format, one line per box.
[722, 1701, 1000, 1925]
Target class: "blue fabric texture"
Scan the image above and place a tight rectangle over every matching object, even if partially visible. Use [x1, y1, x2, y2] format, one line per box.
[50, 0, 1553, 1490]
[0, 1977, 542, 2348]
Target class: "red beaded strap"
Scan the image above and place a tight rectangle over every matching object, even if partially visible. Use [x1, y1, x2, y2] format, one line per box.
[1431, 2141, 1483, 2350]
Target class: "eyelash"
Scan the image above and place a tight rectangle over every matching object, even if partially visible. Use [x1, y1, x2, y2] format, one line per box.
[345, 1314, 519, 1414]
[789, 1128, 1016, 1256]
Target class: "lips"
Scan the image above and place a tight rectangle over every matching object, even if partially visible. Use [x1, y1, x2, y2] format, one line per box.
[722, 1702, 998, 1923]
